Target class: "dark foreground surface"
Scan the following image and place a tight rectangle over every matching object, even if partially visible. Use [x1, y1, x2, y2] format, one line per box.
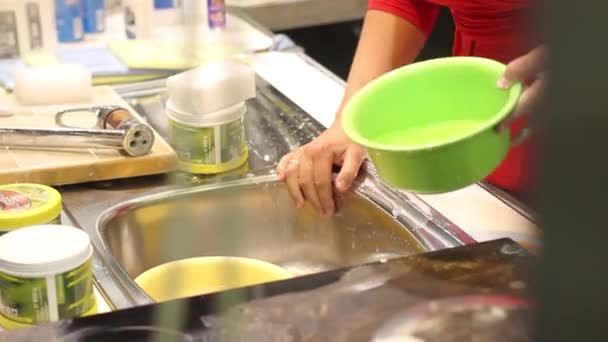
[1, 238, 534, 341]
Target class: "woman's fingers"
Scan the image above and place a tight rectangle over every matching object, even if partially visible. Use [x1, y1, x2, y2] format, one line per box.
[498, 74, 547, 131]
[282, 157, 304, 208]
[497, 45, 548, 132]
[312, 146, 336, 216]
[498, 45, 547, 89]
[276, 153, 292, 181]
[297, 155, 323, 214]
[335, 146, 366, 192]
[513, 73, 546, 116]
[278, 148, 333, 215]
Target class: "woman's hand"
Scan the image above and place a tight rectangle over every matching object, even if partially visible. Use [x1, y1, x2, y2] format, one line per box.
[276, 10, 427, 215]
[276, 125, 366, 216]
[497, 45, 548, 131]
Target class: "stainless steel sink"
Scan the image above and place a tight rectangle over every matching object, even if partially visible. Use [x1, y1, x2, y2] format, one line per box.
[101, 180, 423, 280]
[93, 171, 472, 308]
[63, 64, 475, 310]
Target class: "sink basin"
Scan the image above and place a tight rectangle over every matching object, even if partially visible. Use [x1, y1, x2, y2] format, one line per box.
[102, 179, 423, 277]
[93, 171, 473, 307]
[95, 175, 436, 305]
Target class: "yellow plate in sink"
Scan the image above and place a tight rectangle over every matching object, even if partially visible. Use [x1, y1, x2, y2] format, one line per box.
[134, 256, 292, 302]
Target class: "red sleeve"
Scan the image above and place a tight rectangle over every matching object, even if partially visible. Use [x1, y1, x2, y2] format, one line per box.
[367, 0, 440, 36]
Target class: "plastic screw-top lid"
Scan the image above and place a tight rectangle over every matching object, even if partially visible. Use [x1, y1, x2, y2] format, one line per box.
[0, 225, 92, 277]
[166, 59, 256, 116]
[0, 184, 62, 231]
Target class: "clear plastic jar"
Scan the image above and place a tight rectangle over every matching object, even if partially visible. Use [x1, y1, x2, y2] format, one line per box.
[165, 60, 255, 174]
[167, 101, 248, 174]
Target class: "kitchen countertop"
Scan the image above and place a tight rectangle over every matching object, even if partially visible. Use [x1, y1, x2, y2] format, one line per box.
[0, 8, 540, 333]
[57, 49, 540, 316]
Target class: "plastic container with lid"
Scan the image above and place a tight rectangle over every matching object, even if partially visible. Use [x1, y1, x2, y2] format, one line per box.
[82, 0, 106, 34]
[0, 184, 62, 234]
[0, 225, 97, 329]
[166, 60, 255, 174]
[55, 0, 85, 42]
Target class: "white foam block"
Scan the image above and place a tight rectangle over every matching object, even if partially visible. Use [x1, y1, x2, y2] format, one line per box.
[14, 65, 93, 106]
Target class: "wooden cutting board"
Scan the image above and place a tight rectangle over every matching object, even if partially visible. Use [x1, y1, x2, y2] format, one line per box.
[0, 86, 177, 186]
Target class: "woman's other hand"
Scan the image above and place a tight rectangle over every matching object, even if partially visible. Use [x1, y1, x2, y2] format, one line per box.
[497, 45, 548, 131]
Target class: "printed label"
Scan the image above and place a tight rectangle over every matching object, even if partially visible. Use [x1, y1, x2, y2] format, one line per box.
[26, 2, 43, 50]
[73, 17, 83, 40]
[96, 9, 105, 31]
[169, 118, 246, 166]
[0, 191, 32, 212]
[0, 185, 51, 213]
[170, 122, 216, 164]
[124, 6, 136, 39]
[0, 11, 19, 58]
[0, 259, 95, 325]
[56, 0, 84, 42]
[220, 119, 246, 163]
[207, 0, 226, 29]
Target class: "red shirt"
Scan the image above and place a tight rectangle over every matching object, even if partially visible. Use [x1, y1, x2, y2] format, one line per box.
[368, 0, 540, 195]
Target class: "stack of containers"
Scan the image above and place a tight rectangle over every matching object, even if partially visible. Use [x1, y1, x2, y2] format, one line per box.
[166, 60, 255, 174]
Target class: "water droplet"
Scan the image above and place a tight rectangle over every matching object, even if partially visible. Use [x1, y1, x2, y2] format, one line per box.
[200, 316, 212, 328]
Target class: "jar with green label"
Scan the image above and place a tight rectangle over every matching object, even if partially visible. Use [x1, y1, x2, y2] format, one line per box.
[0, 225, 97, 329]
[0, 184, 62, 234]
[165, 60, 256, 175]
[167, 101, 249, 174]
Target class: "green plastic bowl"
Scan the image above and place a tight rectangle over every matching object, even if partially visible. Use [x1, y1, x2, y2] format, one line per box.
[342, 57, 522, 193]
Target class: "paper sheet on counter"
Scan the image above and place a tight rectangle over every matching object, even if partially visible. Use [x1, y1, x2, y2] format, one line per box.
[252, 52, 344, 128]
[419, 186, 542, 249]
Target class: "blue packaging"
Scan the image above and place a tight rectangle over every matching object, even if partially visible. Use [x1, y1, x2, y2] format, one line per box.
[207, 0, 226, 29]
[82, 0, 106, 33]
[55, 0, 84, 42]
[155, 0, 180, 9]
